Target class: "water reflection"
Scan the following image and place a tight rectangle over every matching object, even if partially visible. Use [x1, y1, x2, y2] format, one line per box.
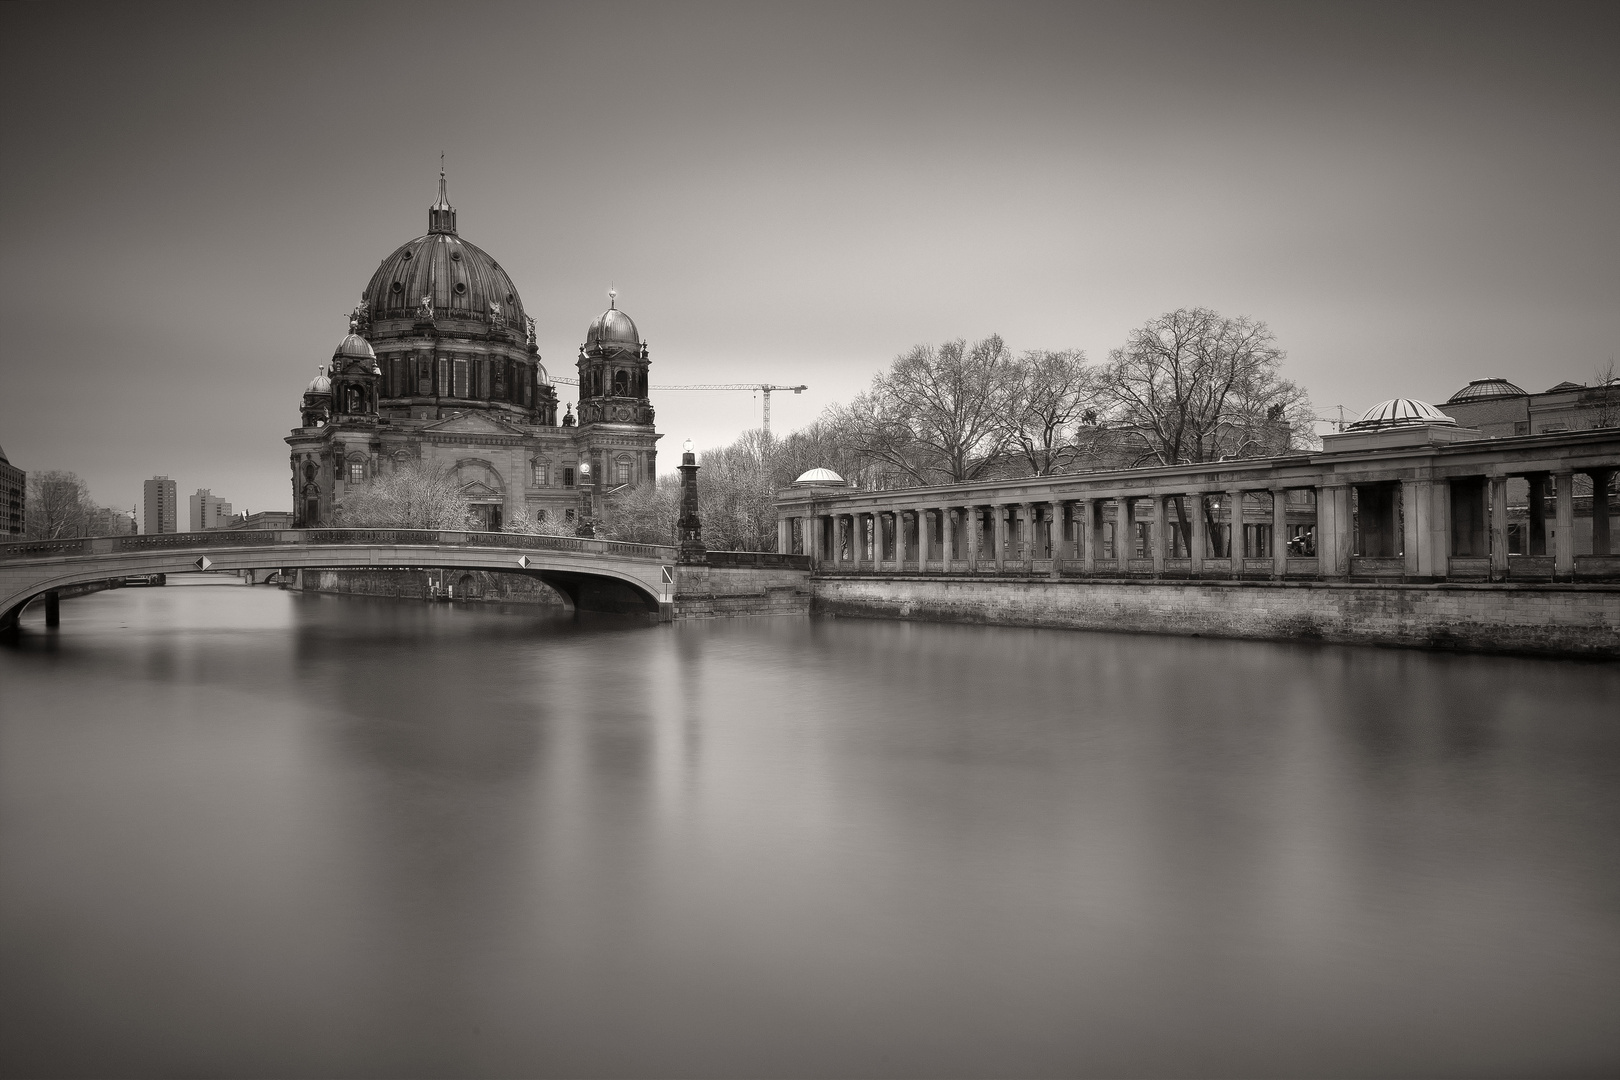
[2, 581, 1618, 1077]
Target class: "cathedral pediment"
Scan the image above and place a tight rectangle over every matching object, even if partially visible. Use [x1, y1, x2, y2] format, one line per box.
[421, 412, 524, 437]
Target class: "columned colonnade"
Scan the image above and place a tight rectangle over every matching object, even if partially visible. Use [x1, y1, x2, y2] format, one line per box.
[777, 429, 1620, 582]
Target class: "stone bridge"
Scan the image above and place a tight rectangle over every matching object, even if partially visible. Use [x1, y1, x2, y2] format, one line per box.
[1, 529, 695, 630]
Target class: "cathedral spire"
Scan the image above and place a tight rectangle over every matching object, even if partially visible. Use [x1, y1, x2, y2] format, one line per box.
[428, 155, 457, 235]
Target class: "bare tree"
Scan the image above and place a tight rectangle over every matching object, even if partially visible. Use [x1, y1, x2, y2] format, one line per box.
[505, 505, 581, 537]
[598, 475, 680, 545]
[25, 470, 92, 539]
[334, 463, 473, 529]
[1104, 308, 1312, 554]
[1104, 308, 1308, 467]
[1587, 360, 1619, 429]
[837, 336, 1018, 485]
[1007, 348, 1100, 475]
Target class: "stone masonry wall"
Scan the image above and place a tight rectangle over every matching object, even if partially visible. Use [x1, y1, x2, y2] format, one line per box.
[812, 575, 1620, 658]
[673, 566, 811, 619]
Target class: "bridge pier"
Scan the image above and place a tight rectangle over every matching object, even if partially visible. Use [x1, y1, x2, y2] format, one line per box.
[44, 591, 60, 627]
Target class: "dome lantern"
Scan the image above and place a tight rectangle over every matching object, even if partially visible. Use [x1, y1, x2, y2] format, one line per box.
[428, 159, 456, 236]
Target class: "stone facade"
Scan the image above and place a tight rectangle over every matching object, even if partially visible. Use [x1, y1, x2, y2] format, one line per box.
[286, 175, 659, 532]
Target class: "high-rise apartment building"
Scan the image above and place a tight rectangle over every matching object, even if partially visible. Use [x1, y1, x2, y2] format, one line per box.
[143, 476, 177, 534]
[0, 443, 23, 538]
[189, 489, 233, 531]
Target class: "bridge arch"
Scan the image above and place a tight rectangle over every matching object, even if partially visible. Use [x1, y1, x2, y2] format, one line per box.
[1, 531, 671, 631]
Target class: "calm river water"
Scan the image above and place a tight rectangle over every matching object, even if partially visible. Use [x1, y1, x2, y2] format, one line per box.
[2, 578, 1618, 1078]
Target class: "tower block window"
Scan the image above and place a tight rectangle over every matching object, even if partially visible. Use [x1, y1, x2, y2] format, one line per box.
[563, 466, 575, 488]
[390, 358, 403, 396]
[454, 359, 468, 398]
[615, 457, 632, 484]
[348, 462, 365, 484]
[438, 359, 451, 397]
[613, 369, 628, 395]
[478, 361, 490, 399]
[533, 461, 548, 486]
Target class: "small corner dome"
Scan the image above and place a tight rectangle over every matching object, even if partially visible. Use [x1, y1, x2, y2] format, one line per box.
[305, 368, 331, 394]
[586, 307, 640, 348]
[333, 333, 376, 361]
[1447, 378, 1527, 404]
[793, 468, 846, 486]
[1347, 398, 1456, 431]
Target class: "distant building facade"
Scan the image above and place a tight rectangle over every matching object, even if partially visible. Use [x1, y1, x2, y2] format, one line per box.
[0, 443, 23, 538]
[189, 489, 233, 531]
[143, 476, 177, 534]
[286, 172, 660, 531]
[1440, 377, 1620, 437]
[87, 506, 135, 536]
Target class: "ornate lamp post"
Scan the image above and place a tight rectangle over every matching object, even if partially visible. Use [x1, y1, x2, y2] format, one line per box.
[677, 438, 707, 564]
[576, 460, 595, 537]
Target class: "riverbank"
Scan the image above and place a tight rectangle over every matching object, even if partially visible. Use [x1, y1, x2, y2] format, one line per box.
[811, 574, 1620, 658]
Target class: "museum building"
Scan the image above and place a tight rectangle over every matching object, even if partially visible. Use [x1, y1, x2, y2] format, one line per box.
[287, 173, 659, 531]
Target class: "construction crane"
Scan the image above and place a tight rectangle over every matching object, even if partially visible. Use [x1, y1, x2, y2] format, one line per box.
[550, 378, 808, 435]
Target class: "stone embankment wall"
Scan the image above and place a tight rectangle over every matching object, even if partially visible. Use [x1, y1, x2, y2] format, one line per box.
[812, 575, 1620, 658]
[673, 565, 812, 619]
[292, 569, 568, 606]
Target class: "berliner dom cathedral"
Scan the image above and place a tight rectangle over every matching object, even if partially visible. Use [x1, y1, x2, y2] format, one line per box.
[287, 171, 660, 531]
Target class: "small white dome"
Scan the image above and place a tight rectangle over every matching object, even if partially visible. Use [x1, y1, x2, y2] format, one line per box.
[793, 468, 846, 485]
[1347, 398, 1456, 431]
[305, 366, 331, 394]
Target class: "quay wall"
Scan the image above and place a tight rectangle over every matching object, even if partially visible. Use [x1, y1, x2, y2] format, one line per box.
[672, 564, 812, 619]
[811, 575, 1620, 658]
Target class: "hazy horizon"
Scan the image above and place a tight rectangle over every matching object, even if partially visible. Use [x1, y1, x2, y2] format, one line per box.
[2, 0, 1616, 522]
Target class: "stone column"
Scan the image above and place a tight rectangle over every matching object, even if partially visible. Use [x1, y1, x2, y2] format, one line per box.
[809, 513, 824, 567]
[1228, 489, 1243, 577]
[1272, 489, 1289, 578]
[1189, 494, 1205, 576]
[1151, 494, 1167, 575]
[988, 504, 1002, 571]
[1050, 501, 1065, 577]
[1401, 479, 1424, 577]
[1318, 484, 1352, 579]
[1589, 469, 1612, 556]
[895, 510, 909, 569]
[778, 517, 792, 555]
[1527, 473, 1548, 555]
[915, 508, 929, 568]
[1554, 471, 1575, 576]
[1020, 502, 1034, 562]
[1080, 499, 1096, 573]
[943, 508, 957, 567]
[1489, 477, 1509, 580]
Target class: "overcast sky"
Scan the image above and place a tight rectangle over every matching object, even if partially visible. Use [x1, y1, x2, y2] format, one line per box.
[2, 0, 1615, 517]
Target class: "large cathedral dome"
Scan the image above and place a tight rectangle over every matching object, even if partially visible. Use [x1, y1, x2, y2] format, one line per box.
[360, 173, 528, 336]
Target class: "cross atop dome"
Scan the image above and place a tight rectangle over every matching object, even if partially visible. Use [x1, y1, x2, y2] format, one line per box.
[429, 156, 456, 235]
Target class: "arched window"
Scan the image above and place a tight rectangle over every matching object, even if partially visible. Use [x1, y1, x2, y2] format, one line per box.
[346, 386, 362, 413]
[612, 369, 628, 396]
[532, 460, 549, 486]
[615, 456, 633, 484]
[348, 461, 365, 484]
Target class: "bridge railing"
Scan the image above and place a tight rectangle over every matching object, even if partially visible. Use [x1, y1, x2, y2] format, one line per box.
[0, 528, 677, 563]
